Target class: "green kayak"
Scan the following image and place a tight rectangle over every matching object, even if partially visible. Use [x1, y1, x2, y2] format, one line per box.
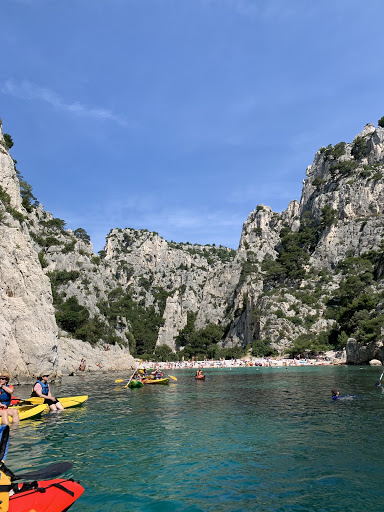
[128, 379, 144, 388]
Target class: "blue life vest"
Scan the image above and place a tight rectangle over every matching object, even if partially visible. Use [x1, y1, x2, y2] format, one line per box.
[34, 380, 49, 396]
[0, 387, 11, 407]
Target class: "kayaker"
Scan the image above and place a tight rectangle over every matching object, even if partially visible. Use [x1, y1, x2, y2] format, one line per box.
[31, 373, 64, 411]
[0, 373, 19, 425]
[151, 368, 163, 380]
[132, 371, 142, 381]
[196, 368, 204, 377]
[331, 388, 340, 400]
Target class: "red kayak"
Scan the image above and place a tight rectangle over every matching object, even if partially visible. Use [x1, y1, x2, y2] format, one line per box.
[8, 478, 84, 511]
[0, 424, 84, 512]
[195, 375, 206, 380]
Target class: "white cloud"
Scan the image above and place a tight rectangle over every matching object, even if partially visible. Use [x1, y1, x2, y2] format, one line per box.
[1, 80, 127, 126]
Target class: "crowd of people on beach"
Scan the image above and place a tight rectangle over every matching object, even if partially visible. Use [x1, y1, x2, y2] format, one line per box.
[142, 355, 336, 371]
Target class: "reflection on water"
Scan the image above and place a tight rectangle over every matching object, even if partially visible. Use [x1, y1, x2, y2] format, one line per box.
[6, 366, 384, 511]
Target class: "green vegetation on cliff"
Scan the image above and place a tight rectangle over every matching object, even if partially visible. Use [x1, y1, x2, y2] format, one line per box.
[97, 287, 163, 355]
[326, 252, 384, 347]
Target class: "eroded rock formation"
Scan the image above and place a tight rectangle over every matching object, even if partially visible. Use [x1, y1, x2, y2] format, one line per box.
[2, 116, 384, 371]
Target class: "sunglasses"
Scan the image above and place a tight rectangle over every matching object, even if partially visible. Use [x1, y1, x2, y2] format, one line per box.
[42, 375, 49, 377]
[0, 377, 9, 380]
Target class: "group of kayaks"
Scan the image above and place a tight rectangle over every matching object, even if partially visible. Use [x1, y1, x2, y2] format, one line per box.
[0, 395, 89, 425]
[0, 395, 88, 511]
[127, 372, 205, 387]
[117, 366, 174, 388]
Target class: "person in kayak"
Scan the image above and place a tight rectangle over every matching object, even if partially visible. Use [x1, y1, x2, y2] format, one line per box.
[31, 373, 64, 411]
[151, 368, 163, 379]
[132, 370, 143, 381]
[331, 388, 340, 400]
[0, 373, 19, 425]
[196, 367, 204, 377]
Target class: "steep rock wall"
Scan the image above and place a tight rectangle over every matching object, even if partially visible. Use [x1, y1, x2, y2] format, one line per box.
[0, 124, 59, 379]
[3, 115, 384, 366]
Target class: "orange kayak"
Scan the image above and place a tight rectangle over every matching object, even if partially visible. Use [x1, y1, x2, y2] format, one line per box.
[8, 478, 84, 511]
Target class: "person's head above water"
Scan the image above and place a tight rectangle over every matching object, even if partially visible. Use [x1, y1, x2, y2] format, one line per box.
[331, 388, 339, 399]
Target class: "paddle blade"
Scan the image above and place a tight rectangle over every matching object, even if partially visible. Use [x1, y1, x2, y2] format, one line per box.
[14, 462, 73, 481]
[168, 375, 177, 381]
[26, 397, 45, 405]
[0, 425, 10, 462]
[115, 379, 124, 383]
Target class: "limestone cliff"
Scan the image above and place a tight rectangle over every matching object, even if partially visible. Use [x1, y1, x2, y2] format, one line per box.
[0, 120, 134, 380]
[230, 122, 384, 363]
[0, 121, 58, 379]
[2, 115, 384, 369]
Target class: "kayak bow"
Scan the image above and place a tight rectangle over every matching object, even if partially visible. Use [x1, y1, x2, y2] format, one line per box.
[1, 404, 47, 424]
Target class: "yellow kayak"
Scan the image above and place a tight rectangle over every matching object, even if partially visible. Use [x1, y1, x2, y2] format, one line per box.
[57, 396, 88, 408]
[1, 404, 47, 424]
[27, 395, 88, 409]
[142, 378, 169, 385]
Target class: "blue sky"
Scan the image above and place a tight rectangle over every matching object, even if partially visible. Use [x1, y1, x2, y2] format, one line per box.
[1, 0, 384, 252]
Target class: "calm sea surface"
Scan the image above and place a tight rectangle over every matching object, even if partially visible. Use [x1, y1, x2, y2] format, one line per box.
[7, 366, 384, 511]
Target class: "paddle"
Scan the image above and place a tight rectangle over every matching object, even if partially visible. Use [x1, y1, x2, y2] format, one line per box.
[125, 359, 143, 388]
[10, 396, 38, 406]
[13, 462, 73, 481]
[21, 397, 46, 405]
[375, 370, 384, 387]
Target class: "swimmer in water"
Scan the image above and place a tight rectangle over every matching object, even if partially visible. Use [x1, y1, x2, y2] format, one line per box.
[331, 388, 340, 400]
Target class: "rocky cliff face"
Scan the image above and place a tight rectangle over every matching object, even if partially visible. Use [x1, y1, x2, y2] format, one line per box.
[0, 122, 59, 379]
[231, 122, 384, 362]
[0, 120, 134, 380]
[302, 124, 384, 268]
[2, 116, 384, 370]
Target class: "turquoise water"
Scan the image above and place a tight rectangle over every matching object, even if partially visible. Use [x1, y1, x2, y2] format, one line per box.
[7, 366, 384, 511]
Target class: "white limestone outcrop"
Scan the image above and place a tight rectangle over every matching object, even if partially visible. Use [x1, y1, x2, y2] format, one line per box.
[3, 115, 384, 368]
